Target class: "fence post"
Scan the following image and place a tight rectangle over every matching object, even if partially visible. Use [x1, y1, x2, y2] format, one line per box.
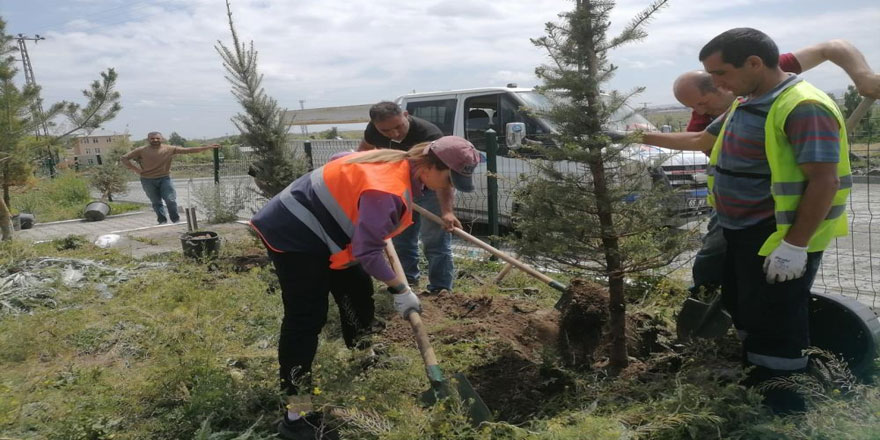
[304, 140, 314, 171]
[485, 128, 499, 238]
[46, 145, 56, 178]
[213, 147, 220, 184]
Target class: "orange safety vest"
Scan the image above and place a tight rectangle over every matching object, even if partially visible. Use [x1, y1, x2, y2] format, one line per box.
[279, 153, 414, 269]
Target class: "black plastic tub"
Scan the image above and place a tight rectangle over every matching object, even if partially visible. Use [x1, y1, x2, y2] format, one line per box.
[84, 201, 111, 221]
[180, 231, 220, 260]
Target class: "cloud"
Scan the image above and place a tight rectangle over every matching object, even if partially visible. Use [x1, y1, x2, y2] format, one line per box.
[9, 0, 878, 137]
[426, 1, 500, 17]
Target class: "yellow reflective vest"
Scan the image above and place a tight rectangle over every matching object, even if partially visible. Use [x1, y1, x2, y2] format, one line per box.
[707, 80, 851, 256]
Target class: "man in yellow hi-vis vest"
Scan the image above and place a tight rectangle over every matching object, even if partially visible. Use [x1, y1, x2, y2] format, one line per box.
[637, 27, 861, 414]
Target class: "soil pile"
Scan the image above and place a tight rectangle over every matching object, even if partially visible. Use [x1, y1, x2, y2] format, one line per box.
[377, 279, 679, 422]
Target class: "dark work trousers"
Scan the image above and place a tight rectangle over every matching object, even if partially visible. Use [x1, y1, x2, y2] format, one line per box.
[689, 210, 727, 296]
[721, 220, 822, 394]
[267, 249, 375, 396]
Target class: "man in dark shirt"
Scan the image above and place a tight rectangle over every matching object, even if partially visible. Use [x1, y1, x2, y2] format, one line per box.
[360, 103, 444, 152]
[359, 101, 461, 294]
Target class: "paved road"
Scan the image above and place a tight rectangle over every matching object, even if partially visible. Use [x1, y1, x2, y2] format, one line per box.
[16, 210, 189, 243]
[118, 175, 264, 219]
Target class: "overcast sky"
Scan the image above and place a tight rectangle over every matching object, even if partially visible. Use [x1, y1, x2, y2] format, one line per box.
[2, 0, 878, 139]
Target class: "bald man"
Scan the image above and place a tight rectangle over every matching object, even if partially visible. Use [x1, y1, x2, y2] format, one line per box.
[647, 39, 880, 298]
[675, 40, 879, 135]
[121, 132, 220, 224]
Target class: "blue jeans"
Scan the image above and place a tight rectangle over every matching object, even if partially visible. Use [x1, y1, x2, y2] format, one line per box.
[392, 189, 454, 291]
[140, 176, 179, 223]
[690, 210, 727, 295]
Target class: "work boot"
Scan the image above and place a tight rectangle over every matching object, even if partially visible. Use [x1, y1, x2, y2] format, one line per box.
[762, 387, 806, 415]
[277, 412, 339, 440]
[276, 415, 316, 440]
[421, 288, 450, 296]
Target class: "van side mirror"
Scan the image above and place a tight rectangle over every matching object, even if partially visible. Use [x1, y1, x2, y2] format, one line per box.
[506, 122, 526, 150]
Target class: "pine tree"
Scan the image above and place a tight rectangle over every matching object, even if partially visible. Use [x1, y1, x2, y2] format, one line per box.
[215, 0, 307, 199]
[514, 0, 692, 371]
[0, 16, 122, 239]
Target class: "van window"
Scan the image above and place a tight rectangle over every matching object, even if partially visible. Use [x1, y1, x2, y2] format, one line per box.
[463, 94, 501, 151]
[406, 99, 456, 135]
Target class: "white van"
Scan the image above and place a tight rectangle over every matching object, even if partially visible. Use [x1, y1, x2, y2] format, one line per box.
[395, 85, 710, 228]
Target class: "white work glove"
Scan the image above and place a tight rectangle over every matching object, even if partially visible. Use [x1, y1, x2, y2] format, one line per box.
[392, 288, 421, 319]
[763, 240, 808, 284]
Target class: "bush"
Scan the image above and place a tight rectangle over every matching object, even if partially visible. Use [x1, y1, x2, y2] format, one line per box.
[88, 150, 129, 201]
[10, 171, 91, 221]
[194, 181, 247, 224]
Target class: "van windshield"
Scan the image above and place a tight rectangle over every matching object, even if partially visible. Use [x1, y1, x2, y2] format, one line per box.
[515, 90, 656, 132]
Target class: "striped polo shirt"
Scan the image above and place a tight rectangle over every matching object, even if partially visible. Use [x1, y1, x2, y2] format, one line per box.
[707, 74, 841, 230]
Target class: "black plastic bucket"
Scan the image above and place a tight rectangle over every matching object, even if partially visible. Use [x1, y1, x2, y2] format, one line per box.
[17, 213, 35, 229]
[180, 231, 220, 260]
[810, 291, 880, 377]
[84, 201, 111, 222]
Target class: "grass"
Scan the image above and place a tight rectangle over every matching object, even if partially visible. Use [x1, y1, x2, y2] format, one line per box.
[10, 172, 143, 222]
[0, 236, 877, 439]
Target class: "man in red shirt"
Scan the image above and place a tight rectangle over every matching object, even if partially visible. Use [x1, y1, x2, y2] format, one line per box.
[668, 39, 880, 298]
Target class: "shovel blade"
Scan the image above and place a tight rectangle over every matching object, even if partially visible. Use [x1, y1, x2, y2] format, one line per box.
[452, 373, 492, 424]
[677, 297, 731, 340]
[420, 374, 492, 425]
[693, 309, 732, 339]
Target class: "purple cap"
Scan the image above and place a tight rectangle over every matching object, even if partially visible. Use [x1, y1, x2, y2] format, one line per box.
[428, 136, 480, 192]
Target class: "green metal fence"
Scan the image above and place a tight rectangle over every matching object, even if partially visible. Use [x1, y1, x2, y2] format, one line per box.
[214, 119, 880, 307]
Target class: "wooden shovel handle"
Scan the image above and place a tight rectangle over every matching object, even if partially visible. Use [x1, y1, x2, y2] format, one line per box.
[412, 204, 567, 293]
[407, 310, 440, 369]
[846, 97, 875, 136]
[384, 240, 440, 371]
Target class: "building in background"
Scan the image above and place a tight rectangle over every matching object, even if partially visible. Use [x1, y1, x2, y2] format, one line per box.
[69, 131, 131, 168]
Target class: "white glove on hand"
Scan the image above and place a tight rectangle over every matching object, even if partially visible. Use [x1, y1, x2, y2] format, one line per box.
[763, 240, 808, 284]
[392, 288, 421, 319]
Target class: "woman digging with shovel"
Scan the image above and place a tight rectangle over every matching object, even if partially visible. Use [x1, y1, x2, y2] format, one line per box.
[249, 136, 480, 440]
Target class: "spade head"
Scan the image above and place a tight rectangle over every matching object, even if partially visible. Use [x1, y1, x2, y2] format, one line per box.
[677, 296, 732, 341]
[420, 374, 491, 425]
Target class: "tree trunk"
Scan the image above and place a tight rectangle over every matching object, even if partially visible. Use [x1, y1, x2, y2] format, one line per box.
[586, 150, 628, 371]
[579, 0, 627, 371]
[2, 162, 9, 207]
[0, 194, 12, 241]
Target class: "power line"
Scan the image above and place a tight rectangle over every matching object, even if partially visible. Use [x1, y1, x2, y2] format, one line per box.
[26, 1, 155, 33]
[16, 33, 55, 177]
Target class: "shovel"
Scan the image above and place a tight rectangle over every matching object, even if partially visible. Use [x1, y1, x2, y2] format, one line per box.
[411, 204, 571, 309]
[676, 293, 732, 340]
[384, 241, 491, 425]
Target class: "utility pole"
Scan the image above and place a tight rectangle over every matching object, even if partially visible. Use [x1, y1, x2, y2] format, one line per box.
[639, 102, 650, 116]
[299, 100, 309, 138]
[16, 34, 55, 177]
